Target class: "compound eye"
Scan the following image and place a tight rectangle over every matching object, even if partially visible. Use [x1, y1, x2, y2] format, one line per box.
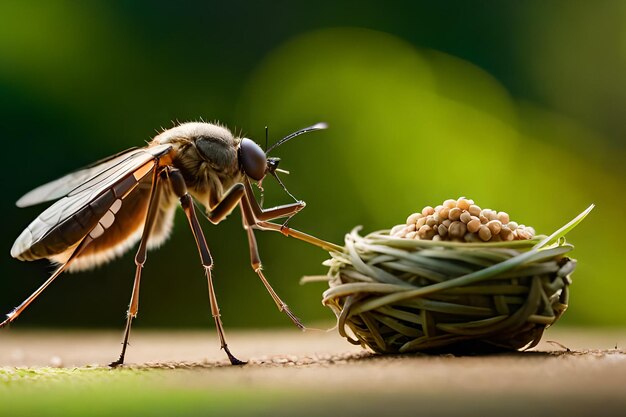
[239, 138, 267, 181]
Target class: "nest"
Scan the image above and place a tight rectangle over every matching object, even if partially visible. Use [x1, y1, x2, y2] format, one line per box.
[322, 206, 593, 354]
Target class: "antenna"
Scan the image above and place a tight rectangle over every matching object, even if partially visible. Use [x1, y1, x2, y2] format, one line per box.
[266, 122, 328, 154]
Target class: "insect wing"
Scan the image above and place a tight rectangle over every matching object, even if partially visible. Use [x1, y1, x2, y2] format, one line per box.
[16, 147, 143, 208]
[11, 144, 172, 261]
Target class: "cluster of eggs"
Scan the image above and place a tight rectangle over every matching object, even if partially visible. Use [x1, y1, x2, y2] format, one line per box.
[390, 198, 536, 242]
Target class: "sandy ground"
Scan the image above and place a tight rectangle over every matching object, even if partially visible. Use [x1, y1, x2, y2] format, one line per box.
[2, 327, 626, 416]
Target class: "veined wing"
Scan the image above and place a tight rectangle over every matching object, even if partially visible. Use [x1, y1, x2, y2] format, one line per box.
[67, 172, 178, 272]
[16, 147, 143, 207]
[11, 144, 173, 262]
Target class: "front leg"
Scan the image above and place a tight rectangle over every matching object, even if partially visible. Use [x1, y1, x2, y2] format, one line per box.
[243, 178, 305, 221]
[242, 179, 343, 252]
[239, 202, 305, 330]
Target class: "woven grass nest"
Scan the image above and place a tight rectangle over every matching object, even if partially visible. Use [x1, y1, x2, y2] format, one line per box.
[321, 204, 593, 354]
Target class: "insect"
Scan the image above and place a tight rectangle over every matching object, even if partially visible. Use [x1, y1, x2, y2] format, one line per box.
[2, 121, 340, 366]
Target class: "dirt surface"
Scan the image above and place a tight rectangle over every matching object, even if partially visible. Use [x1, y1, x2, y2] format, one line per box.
[2, 327, 626, 416]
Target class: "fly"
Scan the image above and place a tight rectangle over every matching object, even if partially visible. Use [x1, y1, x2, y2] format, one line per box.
[2, 121, 341, 366]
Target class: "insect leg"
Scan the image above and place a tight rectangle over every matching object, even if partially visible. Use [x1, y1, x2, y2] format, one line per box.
[243, 178, 305, 220]
[168, 168, 245, 365]
[239, 201, 305, 330]
[110, 165, 164, 368]
[205, 183, 245, 224]
[242, 180, 343, 252]
[0, 237, 93, 329]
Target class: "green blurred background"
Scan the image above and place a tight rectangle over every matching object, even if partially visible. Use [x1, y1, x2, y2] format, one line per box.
[1, 1, 624, 329]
